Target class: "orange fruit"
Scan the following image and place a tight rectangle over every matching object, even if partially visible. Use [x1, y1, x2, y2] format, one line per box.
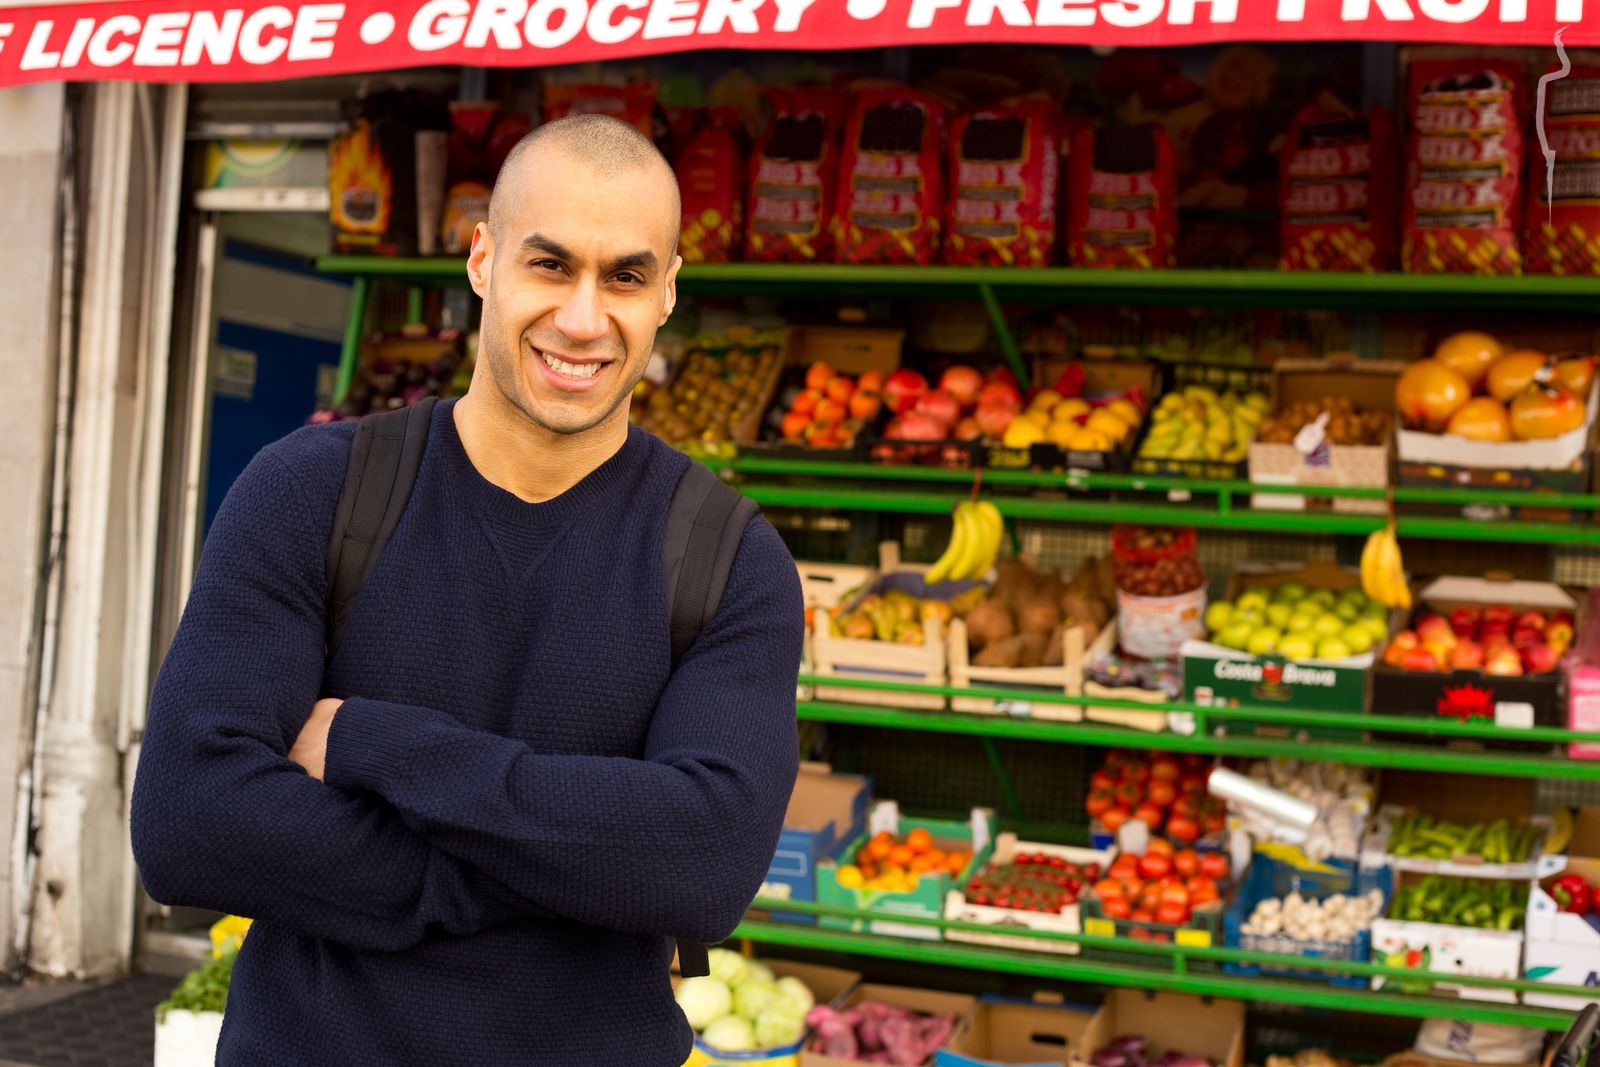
[888, 845, 916, 869]
[924, 847, 947, 867]
[867, 837, 893, 862]
[909, 855, 936, 874]
[906, 828, 934, 853]
[781, 411, 810, 441]
[1433, 331, 1504, 390]
[849, 390, 882, 421]
[825, 377, 856, 404]
[945, 851, 970, 873]
[792, 389, 822, 416]
[858, 370, 885, 393]
[805, 362, 836, 391]
[814, 398, 848, 423]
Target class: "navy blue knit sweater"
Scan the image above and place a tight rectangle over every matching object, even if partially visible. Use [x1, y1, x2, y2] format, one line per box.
[130, 398, 803, 1066]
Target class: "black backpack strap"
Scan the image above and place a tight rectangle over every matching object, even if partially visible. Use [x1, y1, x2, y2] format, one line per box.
[326, 397, 438, 656]
[662, 461, 759, 978]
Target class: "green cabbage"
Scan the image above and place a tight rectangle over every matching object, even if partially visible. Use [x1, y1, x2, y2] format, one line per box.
[733, 979, 779, 1020]
[744, 959, 775, 986]
[774, 975, 816, 1015]
[706, 948, 749, 988]
[674, 976, 731, 1031]
[702, 1015, 757, 1052]
[754, 1003, 807, 1047]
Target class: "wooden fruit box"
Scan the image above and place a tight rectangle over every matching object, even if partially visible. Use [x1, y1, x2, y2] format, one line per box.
[1081, 623, 1173, 733]
[946, 618, 1098, 720]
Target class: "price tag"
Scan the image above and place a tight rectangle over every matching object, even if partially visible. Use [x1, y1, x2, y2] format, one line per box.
[1167, 489, 1193, 503]
[995, 700, 1033, 718]
[1175, 929, 1212, 948]
[1494, 702, 1535, 729]
[1168, 712, 1198, 735]
[1084, 918, 1116, 938]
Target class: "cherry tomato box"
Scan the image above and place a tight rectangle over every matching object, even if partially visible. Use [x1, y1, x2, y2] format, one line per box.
[817, 803, 996, 940]
[942, 834, 1114, 956]
[1524, 807, 1600, 1010]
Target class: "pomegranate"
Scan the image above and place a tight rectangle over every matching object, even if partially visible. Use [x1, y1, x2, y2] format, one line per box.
[1510, 386, 1587, 440]
[1395, 359, 1471, 432]
[937, 365, 983, 406]
[884, 411, 946, 442]
[976, 379, 1022, 410]
[881, 369, 928, 415]
[974, 399, 1016, 438]
[1487, 349, 1552, 403]
[1433, 331, 1503, 390]
[1444, 397, 1512, 442]
[1553, 353, 1597, 398]
[913, 389, 962, 430]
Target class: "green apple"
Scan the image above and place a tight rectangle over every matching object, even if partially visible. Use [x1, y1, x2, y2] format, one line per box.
[1362, 601, 1390, 622]
[1287, 613, 1318, 634]
[1313, 613, 1346, 637]
[1278, 633, 1317, 660]
[1359, 616, 1390, 643]
[1204, 601, 1235, 633]
[1275, 581, 1308, 603]
[1266, 602, 1294, 629]
[1316, 636, 1352, 660]
[1341, 625, 1375, 655]
[1234, 610, 1266, 629]
[1307, 589, 1337, 609]
[1218, 621, 1255, 650]
[1339, 587, 1368, 607]
[1246, 627, 1282, 656]
[1335, 601, 1361, 623]
[1243, 585, 1273, 603]
[1235, 592, 1269, 615]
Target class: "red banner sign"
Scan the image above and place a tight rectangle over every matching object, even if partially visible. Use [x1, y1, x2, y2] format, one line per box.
[0, 0, 1588, 87]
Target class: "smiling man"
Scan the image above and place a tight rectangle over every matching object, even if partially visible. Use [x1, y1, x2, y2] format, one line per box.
[131, 116, 803, 1066]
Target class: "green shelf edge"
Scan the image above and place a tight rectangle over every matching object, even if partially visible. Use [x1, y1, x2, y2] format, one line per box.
[731, 920, 1584, 1031]
[313, 258, 1600, 312]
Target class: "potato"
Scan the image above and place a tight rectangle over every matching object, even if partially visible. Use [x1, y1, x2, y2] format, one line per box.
[1016, 631, 1049, 668]
[964, 600, 1015, 651]
[1018, 596, 1063, 635]
[1042, 626, 1065, 666]
[973, 634, 1027, 668]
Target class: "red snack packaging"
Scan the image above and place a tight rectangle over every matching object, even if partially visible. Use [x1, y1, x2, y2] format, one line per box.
[744, 88, 847, 263]
[675, 111, 744, 263]
[1525, 65, 1600, 275]
[945, 98, 1060, 267]
[1279, 97, 1397, 272]
[541, 82, 658, 138]
[1403, 58, 1524, 275]
[1065, 124, 1177, 269]
[832, 86, 948, 265]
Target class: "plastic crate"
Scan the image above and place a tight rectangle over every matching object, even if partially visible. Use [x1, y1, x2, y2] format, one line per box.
[1223, 855, 1392, 989]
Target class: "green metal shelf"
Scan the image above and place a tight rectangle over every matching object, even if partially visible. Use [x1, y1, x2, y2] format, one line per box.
[314, 257, 1600, 313]
[733, 903, 1591, 1031]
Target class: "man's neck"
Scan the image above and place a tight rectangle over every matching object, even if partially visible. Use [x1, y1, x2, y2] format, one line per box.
[452, 390, 629, 504]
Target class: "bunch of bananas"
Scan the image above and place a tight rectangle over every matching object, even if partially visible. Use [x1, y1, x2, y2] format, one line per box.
[925, 500, 1003, 584]
[1360, 521, 1412, 610]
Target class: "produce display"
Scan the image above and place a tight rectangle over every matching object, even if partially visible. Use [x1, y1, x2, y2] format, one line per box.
[923, 501, 1004, 585]
[674, 950, 817, 1052]
[1384, 813, 1544, 864]
[874, 365, 1023, 461]
[1088, 1034, 1215, 1067]
[1137, 386, 1268, 464]
[1380, 606, 1572, 675]
[1006, 384, 1146, 453]
[1084, 751, 1226, 844]
[960, 556, 1113, 669]
[961, 851, 1101, 912]
[635, 340, 783, 445]
[1111, 527, 1206, 600]
[1238, 887, 1385, 943]
[1390, 876, 1525, 930]
[1242, 761, 1372, 862]
[837, 828, 972, 894]
[1395, 331, 1595, 441]
[804, 1001, 958, 1064]
[1546, 872, 1597, 919]
[1090, 843, 1227, 924]
[1255, 396, 1390, 446]
[829, 588, 976, 645]
[772, 362, 884, 449]
[1201, 582, 1388, 661]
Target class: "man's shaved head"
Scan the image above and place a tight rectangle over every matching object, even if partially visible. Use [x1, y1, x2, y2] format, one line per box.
[488, 115, 680, 240]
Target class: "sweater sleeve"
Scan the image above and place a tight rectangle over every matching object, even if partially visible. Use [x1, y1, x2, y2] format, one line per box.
[130, 446, 529, 952]
[322, 517, 803, 944]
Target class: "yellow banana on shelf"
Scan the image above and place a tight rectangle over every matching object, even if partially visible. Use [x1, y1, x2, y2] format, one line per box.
[964, 500, 1004, 580]
[948, 502, 988, 581]
[924, 501, 972, 585]
[1360, 520, 1411, 610]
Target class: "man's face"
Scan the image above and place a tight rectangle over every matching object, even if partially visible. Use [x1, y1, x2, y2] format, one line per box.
[467, 150, 681, 438]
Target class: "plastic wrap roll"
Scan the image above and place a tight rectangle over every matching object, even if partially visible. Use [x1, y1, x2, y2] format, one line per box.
[1208, 767, 1318, 830]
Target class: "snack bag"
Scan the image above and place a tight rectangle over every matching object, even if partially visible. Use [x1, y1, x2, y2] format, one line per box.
[945, 98, 1060, 267]
[1280, 96, 1397, 271]
[676, 111, 744, 263]
[1403, 58, 1524, 274]
[1525, 65, 1600, 275]
[744, 88, 847, 262]
[832, 85, 948, 265]
[1065, 124, 1177, 269]
[541, 82, 658, 138]
[329, 90, 448, 257]
[440, 101, 532, 255]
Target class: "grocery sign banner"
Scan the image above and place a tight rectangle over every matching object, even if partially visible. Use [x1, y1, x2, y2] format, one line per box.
[0, 0, 1591, 87]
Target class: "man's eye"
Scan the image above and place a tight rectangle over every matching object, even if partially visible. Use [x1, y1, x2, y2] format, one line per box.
[531, 259, 564, 272]
[613, 271, 642, 286]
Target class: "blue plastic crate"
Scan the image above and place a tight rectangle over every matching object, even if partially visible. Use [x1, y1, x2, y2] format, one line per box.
[1223, 854, 1391, 989]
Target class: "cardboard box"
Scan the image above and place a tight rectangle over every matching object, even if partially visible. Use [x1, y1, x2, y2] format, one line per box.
[1183, 561, 1389, 718]
[1360, 804, 1550, 880]
[943, 835, 1113, 956]
[1370, 576, 1579, 730]
[788, 326, 905, 375]
[800, 984, 975, 1067]
[760, 764, 872, 924]
[1524, 807, 1600, 1010]
[1074, 990, 1246, 1067]
[1369, 870, 1525, 1003]
[936, 999, 1101, 1067]
[1248, 358, 1402, 515]
[817, 804, 996, 940]
[947, 618, 1103, 720]
[682, 960, 863, 1067]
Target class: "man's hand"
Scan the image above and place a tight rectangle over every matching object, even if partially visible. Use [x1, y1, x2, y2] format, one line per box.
[288, 698, 343, 781]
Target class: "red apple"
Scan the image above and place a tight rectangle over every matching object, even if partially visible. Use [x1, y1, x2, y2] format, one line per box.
[985, 366, 1020, 389]
[1449, 606, 1481, 637]
[1422, 641, 1454, 670]
[1485, 646, 1525, 675]
[882, 370, 929, 415]
[974, 399, 1016, 438]
[938, 366, 983, 407]
[884, 411, 945, 442]
[1480, 619, 1510, 642]
[976, 379, 1023, 411]
[913, 389, 962, 430]
[1416, 615, 1457, 649]
[1401, 648, 1441, 672]
[1553, 610, 1575, 628]
[1451, 638, 1484, 670]
[1516, 609, 1548, 631]
[1513, 626, 1543, 650]
[1522, 642, 1559, 674]
[953, 417, 983, 441]
[1384, 630, 1420, 667]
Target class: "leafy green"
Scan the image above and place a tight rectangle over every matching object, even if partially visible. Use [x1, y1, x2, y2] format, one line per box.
[155, 950, 236, 1023]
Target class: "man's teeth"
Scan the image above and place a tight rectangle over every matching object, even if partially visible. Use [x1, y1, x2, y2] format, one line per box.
[543, 352, 602, 379]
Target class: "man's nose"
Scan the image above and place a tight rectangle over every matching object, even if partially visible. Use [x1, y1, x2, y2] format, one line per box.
[552, 277, 608, 345]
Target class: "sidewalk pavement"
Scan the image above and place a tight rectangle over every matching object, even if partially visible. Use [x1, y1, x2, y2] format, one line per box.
[0, 973, 173, 1067]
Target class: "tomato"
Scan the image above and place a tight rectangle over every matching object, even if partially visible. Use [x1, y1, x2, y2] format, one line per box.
[1103, 897, 1132, 919]
[1101, 807, 1133, 833]
[1182, 753, 1208, 771]
[1199, 852, 1231, 880]
[1115, 782, 1145, 808]
[1187, 876, 1219, 905]
[1150, 755, 1182, 782]
[1133, 803, 1165, 828]
[1131, 908, 1156, 923]
[1090, 770, 1116, 792]
[1155, 900, 1190, 925]
[1146, 837, 1175, 858]
[1159, 881, 1190, 907]
[1179, 772, 1207, 794]
[1173, 848, 1200, 878]
[1145, 779, 1177, 808]
[1092, 878, 1126, 900]
[1109, 854, 1140, 879]
[1205, 812, 1226, 835]
[1138, 884, 1162, 913]
[1165, 814, 1200, 844]
[906, 828, 933, 853]
[1137, 852, 1172, 880]
[1171, 795, 1198, 819]
[1119, 761, 1151, 784]
[1083, 863, 1102, 882]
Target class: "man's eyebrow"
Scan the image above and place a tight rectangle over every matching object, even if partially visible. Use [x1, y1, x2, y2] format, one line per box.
[515, 236, 657, 276]
[603, 250, 659, 274]
[518, 234, 577, 261]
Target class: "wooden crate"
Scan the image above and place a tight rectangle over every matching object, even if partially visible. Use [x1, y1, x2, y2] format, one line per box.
[946, 617, 1095, 720]
[1081, 624, 1172, 732]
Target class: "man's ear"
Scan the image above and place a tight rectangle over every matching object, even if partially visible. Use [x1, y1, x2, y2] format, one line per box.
[467, 223, 493, 298]
[659, 252, 683, 327]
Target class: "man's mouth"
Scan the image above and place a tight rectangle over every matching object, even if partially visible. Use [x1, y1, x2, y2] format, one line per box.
[541, 351, 607, 379]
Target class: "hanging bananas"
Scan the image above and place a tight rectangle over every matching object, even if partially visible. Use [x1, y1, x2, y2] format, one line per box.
[925, 500, 1004, 584]
[1360, 520, 1412, 610]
